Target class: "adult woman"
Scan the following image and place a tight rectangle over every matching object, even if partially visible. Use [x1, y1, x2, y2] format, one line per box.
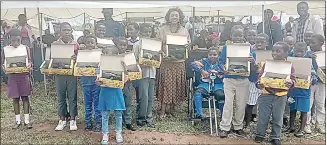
[156, 8, 190, 119]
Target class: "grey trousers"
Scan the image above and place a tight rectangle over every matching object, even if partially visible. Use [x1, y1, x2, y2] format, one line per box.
[55, 75, 78, 117]
[256, 94, 287, 140]
[137, 78, 155, 124]
[123, 81, 134, 125]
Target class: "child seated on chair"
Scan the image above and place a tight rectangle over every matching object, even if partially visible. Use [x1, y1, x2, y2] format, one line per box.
[190, 47, 224, 119]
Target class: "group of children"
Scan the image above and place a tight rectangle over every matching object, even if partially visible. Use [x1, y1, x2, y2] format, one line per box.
[2, 19, 325, 145]
[190, 24, 325, 145]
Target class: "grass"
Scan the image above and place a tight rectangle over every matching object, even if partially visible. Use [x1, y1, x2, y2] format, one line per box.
[0, 80, 326, 144]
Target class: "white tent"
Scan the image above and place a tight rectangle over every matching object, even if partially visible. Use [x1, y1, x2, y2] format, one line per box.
[1, 1, 325, 20]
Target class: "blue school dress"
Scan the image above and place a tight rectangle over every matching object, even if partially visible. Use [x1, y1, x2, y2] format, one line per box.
[287, 52, 315, 112]
[98, 87, 126, 111]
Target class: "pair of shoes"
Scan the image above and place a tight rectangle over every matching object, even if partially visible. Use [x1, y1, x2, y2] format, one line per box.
[254, 136, 264, 143]
[271, 139, 281, 145]
[219, 130, 229, 138]
[55, 120, 78, 131]
[233, 129, 245, 136]
[126, 124, 136, 131]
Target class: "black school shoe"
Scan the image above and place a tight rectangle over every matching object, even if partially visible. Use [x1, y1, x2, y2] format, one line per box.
[254, 136, 264, 143]
[137, 121, 147, 127]
[126, 124, 136, 131]
[219, 130, 229, 138]
[271, 139, 281, 145]
[233, 129, 245, 136]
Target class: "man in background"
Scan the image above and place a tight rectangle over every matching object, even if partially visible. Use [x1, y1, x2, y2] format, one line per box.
[97, 8, 125, 38]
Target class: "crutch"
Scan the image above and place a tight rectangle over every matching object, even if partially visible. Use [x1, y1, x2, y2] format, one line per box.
[209, 73, 219, 136]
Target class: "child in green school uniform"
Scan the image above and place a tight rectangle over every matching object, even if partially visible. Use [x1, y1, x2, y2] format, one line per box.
[54, 22, 79, 131]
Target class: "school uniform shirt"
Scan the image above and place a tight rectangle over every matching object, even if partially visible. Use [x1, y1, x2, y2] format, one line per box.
[256, 63, 296, 96]
[127, 37, 140, 52]
[218, 44, 256, 79]
[133, 40, 156, 79]
[190, 57, 224, 85]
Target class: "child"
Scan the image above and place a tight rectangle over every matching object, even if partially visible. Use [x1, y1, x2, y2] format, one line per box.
[255, 41, 295, 145]
[1, 28, 33, 129]
[284, 36, 295, 54]
[95, 23, 106, 39]
[219, 25, 255, 138]
[54, 22, 79, 131]
[97, 46, 127, 144]
[287, 42, 317, 137]
[133, 23, 156, 127]
[190, 47, 224, 119]
[246, 28, 257, 46]
[304, 31, 313, 47]
[244, 33, 269, 128]
[127, 22, 140, 50]
[80, 35, 101, 132]
[115, 37, 136, 131]
[305, 34, 326, 134]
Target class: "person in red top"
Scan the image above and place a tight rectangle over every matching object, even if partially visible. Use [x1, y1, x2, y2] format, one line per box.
[254, 41, 296, 145]
[53, 22, 80, 132]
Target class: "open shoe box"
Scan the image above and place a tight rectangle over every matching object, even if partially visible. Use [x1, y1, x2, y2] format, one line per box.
[47, 43, 75, 75]
[256, 50, 272, 69]
[123, 52, 142, 80]
[97, 38, 115, 48]
[139, 38, 162, 68]
[315, 51, 326, 83]
[98, 54, 125, 88]
[3, 45, 29, 74]
[225, 43, 251, 76]
[260, 60, 292, 90]
[165, 35, 189, 60]
[73, 49, 102, 76]
[288, 57, 312, 89]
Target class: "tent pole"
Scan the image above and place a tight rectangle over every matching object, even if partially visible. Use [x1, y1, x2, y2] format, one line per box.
[37, 8, 47, 96]
[192, 7, 195, 43]
[125, 12, 128, 22]
[83, 13, 86, 26]
[262, 5, 265, 34]
[24, 8, 27, 17]
[217, 10, 220, 33]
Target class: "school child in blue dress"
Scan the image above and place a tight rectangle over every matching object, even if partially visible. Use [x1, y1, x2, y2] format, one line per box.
[287, 42, 318, 137]
[79, 35, 101, 131]
[1, 28, 33, 129]
[115, 37, 136, 131]
[97, 46, 128, 144]
[190, 47, 225, 119]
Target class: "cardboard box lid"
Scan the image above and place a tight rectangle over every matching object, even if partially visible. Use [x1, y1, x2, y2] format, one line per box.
[123, 52, 137, 67]
[314, 51, 325, 67]
[76, 49, 102, 63]
[51, 43, 75, 59]
[97, 38, 115, 45]
[166, 35, 188, 45]
[264, 59, 292, 75]
[100, 54, 125, 72]
[3, 45, 27, 58]
[140, 38, 162, 52]
[256, 50, 272, 62]
[288, 57, 312, 77]
[45, 47, 51, 60]
[226, 43, 250, 58]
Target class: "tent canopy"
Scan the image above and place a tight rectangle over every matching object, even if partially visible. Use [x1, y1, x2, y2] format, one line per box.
[1, 1, 325, 20]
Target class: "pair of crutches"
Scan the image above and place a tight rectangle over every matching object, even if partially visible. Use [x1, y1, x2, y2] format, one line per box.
[207, 73, 219, 136]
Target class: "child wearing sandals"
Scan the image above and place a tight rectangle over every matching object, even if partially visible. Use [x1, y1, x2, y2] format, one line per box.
[1, 28, 33, 129]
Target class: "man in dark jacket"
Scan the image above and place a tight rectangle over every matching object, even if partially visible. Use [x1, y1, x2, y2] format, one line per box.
[285, 16, 294, 36]
[257, 9, 283, 50]
[97, 8, 125, 38]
